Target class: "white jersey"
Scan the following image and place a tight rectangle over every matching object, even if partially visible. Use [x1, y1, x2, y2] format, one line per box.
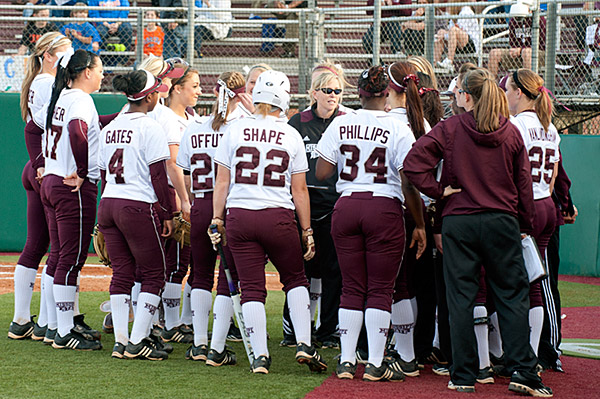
[99, 112, 170, 203]
[388, 107, 433, 205]
[42, 88, 101, 180]
[316, 109, 415, 201]
[160, 106, 197, 146]
[214, 114, 308, 210]
[28, 73, 54, 126]
[511, 111, 561, 200]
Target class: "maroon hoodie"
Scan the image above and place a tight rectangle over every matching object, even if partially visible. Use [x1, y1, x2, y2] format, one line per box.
[404, 111, 535, 234]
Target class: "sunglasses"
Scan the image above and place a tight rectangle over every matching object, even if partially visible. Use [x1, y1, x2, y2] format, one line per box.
[458, 88, 470, 94]
[319, 88, 342, 95]
[158, 57, 189, 80]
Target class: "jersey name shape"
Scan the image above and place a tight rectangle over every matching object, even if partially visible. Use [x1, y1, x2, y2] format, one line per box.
[243, 128, 284, 145]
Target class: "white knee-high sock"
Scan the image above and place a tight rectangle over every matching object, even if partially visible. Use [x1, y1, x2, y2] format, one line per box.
[37, 265, 48, 327]
[474, 305, 490, 369]
[309, 278, 322, 323]
[287, 286, 312, 346]
[211, 295, 233, 353]
[44, 273, 57, 330]
[180, 282, 193, 326]
[131, 282, 141, 317]
[391, 299, 416, 362]
[74, 275, 80, 316]
[242, 301, 268, 357]
[13, 265, 37, 324]
[191, 288, 212, 346]
[488, 312, 503, 358]
[529, 306, 544, 356]
[365, 308, 391, 368]
[130, 292, 161, 345]
[53, 284, 77, 337]
[110, 294, 131, 345]
[162, 282, 182, 330]
[339, 308, 364, 365]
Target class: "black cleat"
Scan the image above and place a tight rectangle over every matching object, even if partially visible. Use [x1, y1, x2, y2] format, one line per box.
[336, 359, 357, 380]
[102, 313, 114, 334]
[296, 343, 327, 372]
[32, 323, 47, 341]
[206, 347, 237, 367]
[185, 344, 208, 361]
[73, 314, 101, 341]
[448, 381, 476, 392]
[252, 355, 272, 374]
[385, 349, 420, 377]
[477, 367, 495, 384]
[433, 363, 450, 376]
[279, 334, 296, 347]
[162, 325, 193, 343]
[8, 320, 35, 340]
[149, 329, 173, 354]
[363, 362, 405, 382]
[227, 323, 243, 342]
[125, 338, 168, 360]
[112, 342, 126, 359]
[52, 329, 102, 351]
[43, 328, 56, 345]
[509, 372, 553, 397]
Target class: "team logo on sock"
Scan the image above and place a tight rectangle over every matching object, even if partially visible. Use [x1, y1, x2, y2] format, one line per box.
[338, 328, 348, 335]
[29, 282, 35, 289]
[163, 298, 180, 308]
[310, 292, 321, 301]
[132, 301, 137, 307]
[391, 323, 415, 334]
[379, 327, 390, 337]
[191, 310, 195, 317]
[125, 298, 131, 305]
[145, 302, 158, 315]
[56, 301, 74, 312]
[245, 327, 254, 336]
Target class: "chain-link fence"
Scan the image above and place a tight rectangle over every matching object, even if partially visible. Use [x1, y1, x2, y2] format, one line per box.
[1, 1, 598, 132]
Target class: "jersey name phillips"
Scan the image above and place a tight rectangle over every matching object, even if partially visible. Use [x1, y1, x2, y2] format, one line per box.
[339, 125, 389, 144]
[243, 128, 284, 145]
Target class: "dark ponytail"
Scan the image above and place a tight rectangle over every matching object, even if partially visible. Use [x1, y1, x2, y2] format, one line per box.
[46, 49, 98, 130]
[416, 72, 443, 128]
[388, 62, 426, 139]
[113, 70, 148, 102]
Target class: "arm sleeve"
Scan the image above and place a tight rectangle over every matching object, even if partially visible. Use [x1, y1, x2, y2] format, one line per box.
[150, 160, 173, 220]
[514, 141, 535, 234]
[402, 127, 446, 199]
[99, 112, 119, 129]
[25, 120, 45, 169]
[68, 118, 89, 179]
[100, 169, 106, 195]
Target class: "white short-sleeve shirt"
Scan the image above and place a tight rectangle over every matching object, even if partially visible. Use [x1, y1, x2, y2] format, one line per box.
[99, 112, 170, 203]
[214, 114, 308, 210]
[316, 109, 415, 201]
[511, 111, 561, 200]
[42, 88, 101, 180]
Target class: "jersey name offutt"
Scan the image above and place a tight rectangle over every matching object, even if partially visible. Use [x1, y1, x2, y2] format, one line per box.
[339, 125, 389, 144]
[190, 131, 222, 148]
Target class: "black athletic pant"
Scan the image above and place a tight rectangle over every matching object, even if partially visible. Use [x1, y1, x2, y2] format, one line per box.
[434, 246, 452, 365]
[442, 213, 540, 386]
[413, 222, 437, 360]
[283, 213, 342, 342]
[538, 226, 563, 369]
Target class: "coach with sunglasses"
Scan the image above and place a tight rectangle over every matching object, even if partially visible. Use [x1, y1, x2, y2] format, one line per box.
[283, 68, 345, 348]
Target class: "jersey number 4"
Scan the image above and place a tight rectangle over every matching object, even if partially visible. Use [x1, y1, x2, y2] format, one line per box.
[235, 146, 290, 187]
[108, 149, 125, 184]
[528, 146, 555, 184]
[340, 144, 387, 183]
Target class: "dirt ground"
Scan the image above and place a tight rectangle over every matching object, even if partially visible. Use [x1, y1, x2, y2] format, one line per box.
[0, 262, 283, 295]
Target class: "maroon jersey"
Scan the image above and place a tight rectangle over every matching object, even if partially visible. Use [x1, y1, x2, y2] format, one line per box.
[509, 16, 547, 50]
[403, 111, 535, 233]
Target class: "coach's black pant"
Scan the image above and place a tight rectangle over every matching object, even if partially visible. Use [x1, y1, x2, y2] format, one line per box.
[442, 213, 540, 386]
[283, 213, 342, 342]
[414, 222, 438, 360]
[538, 226, 563, 369]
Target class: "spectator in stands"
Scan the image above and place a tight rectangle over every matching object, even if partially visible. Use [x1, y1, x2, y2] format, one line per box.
[401, 0, 426, 56]
[433, 0, 480, 74]
[88, 0, 132, 51]
[18, 7, 58, 55]
[20, 0, 51, 20]
[60, 2, 101, 54]
[488, 15, 547, 79]
[362, 0, 412, 57]
[50, 0, 85, 20]
[268, 0, 307, 58]
[160, 0, 188, 59]
[139, 9, 164, 56]
[194, 0, 233, 58]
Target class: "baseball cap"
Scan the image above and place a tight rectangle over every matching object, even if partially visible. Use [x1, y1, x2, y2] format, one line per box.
[127, 70, 168, 101]
[442, 76, 458, 96]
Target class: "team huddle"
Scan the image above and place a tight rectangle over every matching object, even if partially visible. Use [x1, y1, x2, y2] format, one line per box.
[10, 29, 576, 397]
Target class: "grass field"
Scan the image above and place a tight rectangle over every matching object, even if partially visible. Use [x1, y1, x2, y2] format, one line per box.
[0, 291, 335, 399]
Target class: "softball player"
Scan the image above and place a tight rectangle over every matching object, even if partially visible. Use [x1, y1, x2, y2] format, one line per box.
[315, 66, 426, 382]
[41, 48, 104, 350]
[403, 68, 552, 396]
[385, 61, 431, 377]
[237, 63, 272, 116]
[9, 32, 71, 342]
[210, 70, 326, 375]
[98, 70, 173, 360]
[506, 69, 560, 358]
[176, 71, 245, 365]
[160, 63, 203, 343]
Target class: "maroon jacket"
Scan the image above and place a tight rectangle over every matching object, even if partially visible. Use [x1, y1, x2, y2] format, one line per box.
[403, 111, 535, 233]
